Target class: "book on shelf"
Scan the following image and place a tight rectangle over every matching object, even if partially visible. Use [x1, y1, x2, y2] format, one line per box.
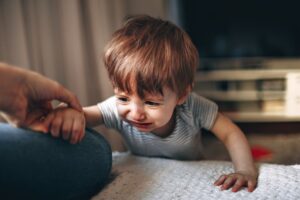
[285, 73, 300, 116]
[261, 100, 285, 113]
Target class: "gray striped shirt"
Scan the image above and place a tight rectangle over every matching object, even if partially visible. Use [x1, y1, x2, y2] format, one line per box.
[98, 92, 218, 160]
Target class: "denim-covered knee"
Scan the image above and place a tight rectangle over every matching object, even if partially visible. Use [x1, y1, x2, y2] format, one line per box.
[0, 123, 112, 200]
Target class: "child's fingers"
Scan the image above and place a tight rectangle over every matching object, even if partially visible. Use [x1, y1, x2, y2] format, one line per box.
[221, 176, 236, 190]
[70, 133, 78, 144]
[71, 131, 82, 144]
[78, 130, 83, 143]
[247, 179, 257, 192]
[61, 118, 73, 141]
[50, 117, 63, 138]
[231, 179, 245, 192]
[79, 118, 86, 142]
[214, 175, 227, 186]
[215, 173, 257, 193]
[70, 119, 83, 144]
[73, 115, 85, 143]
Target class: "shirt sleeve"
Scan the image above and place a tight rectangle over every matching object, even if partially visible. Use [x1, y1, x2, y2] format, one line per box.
[97, 96, 121, 130]
[189, 93, 219, 130]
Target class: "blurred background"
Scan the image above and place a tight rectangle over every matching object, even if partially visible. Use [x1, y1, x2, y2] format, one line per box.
[1, 0, 300, 164]
[0, 0, 178, 106]
[0, 0, 180, 152]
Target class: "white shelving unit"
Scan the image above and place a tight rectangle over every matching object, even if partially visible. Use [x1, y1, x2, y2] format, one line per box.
[198, 91, 284, 101]
[223, 111, 300, 123]
[195, 68, 300, 122]
[195, 69, 300, 81]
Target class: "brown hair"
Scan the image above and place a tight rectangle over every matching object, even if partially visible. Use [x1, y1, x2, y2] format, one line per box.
[104, 15, 199, 98]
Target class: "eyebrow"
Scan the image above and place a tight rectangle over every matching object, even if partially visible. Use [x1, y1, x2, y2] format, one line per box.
[116, 90, 164, 101]
[144, 93, 164, 101]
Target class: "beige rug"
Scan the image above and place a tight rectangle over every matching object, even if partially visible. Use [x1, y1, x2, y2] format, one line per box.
[92, 152, 300, 200]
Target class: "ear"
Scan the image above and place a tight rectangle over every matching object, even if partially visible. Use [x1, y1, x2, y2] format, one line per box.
[177, 86, 191, 105]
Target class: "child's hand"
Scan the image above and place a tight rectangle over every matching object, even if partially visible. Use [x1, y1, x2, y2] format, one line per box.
[30, 107, 85, 144]
[45, 107, 85, 144]
[214, 171, 257, 192]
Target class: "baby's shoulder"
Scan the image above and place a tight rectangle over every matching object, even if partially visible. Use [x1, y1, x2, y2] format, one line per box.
[185, 92, 214, 106]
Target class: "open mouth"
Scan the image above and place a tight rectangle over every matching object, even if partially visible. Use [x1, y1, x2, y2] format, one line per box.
[129, 121, 152, 129]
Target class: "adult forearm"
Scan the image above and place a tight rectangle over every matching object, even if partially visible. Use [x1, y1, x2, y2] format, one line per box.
[0, 63, 26, 112]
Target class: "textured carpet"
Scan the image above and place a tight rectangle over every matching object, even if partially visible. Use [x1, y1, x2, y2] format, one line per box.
[92, 152, 300, 200]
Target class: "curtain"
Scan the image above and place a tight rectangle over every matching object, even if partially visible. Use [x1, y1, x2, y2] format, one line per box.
[0, 0, 173, 150]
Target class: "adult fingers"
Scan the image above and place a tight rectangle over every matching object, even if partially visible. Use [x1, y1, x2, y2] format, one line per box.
[6, 96, 28, 126]
[23, 107, 47, 126]
[52, 84, 82, 112]
[39, 101, 53, 112]
[41, 112, 55, 133]
[28, 120, 49, 133]
[27, 73, 82, 112]
[11, 109, 26, 126]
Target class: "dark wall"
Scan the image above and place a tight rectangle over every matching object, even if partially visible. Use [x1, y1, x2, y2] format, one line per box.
[181, 0, 300, 58]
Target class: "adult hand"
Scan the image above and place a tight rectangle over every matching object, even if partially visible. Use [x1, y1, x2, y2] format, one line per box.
[0, 62, 82, 127]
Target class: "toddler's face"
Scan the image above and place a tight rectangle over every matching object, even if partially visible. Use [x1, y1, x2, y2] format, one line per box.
[114, 87, 180, 136]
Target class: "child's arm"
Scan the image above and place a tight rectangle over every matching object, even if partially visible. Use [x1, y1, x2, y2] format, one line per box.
[210, 112, 258, 192]
[83, 105, 104, 127]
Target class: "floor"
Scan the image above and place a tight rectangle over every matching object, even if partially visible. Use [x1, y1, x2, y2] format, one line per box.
[203, 131, 300, 165]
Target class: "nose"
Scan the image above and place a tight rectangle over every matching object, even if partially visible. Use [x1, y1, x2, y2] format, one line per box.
[130, 103, 146, 121]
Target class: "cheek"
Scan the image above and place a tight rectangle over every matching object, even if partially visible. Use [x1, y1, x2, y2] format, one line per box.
[150, 106, 175, 122]
[116, 104, 127, 117]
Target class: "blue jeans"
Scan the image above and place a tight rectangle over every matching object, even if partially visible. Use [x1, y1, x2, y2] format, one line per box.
[0, 123, 112, 200]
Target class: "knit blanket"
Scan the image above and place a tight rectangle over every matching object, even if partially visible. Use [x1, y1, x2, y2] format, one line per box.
[92, 152, 300, 200]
